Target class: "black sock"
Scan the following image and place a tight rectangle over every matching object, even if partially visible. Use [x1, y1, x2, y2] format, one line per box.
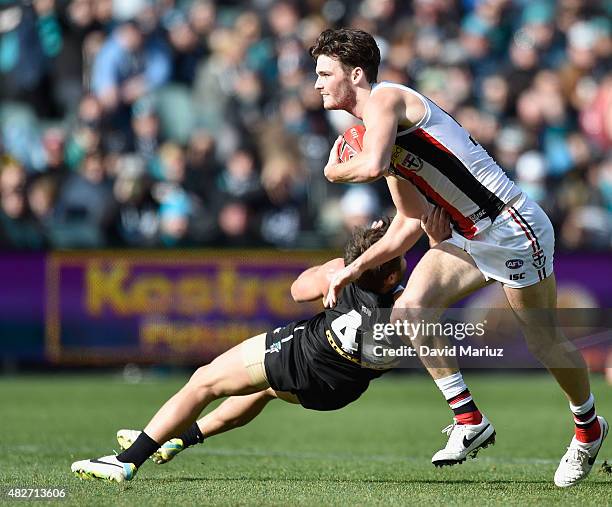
[116, 432, 159, 468]
[178, 422, 205, 448]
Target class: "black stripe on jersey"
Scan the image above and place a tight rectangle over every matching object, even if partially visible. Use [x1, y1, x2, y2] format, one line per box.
[511, 207, 541, 250]
[395, 132, 505, 222]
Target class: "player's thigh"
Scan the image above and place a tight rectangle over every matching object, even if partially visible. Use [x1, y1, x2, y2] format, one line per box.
[190, 334, 270, 396]
[503, 272, 557, 310]
[503, 273, 558, 331]
[399, 241, 491, 309]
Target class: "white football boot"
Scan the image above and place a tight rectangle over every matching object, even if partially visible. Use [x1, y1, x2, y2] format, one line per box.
[71, 454, 137, 483]
[117, 429, 185, 464]
[432, 415, 496, 467]
[554, 416, 608, 487]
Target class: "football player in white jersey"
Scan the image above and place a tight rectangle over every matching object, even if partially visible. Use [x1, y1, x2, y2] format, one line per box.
[310, 28, 606, 487]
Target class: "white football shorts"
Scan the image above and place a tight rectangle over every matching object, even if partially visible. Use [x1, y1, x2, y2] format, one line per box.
[444, 193, 555, 288]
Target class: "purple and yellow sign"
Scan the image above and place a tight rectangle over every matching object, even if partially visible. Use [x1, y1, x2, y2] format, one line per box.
[0, 250, 609, 367]
[45, 251, 329, 364]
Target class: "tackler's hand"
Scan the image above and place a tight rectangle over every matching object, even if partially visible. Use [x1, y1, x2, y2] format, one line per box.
[420, 206, 451, 247]
[324, 263, 361, 308]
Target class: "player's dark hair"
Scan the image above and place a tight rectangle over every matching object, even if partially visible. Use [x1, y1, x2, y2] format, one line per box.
[344, 217, 402, 293]
[309, 28, 380, 84]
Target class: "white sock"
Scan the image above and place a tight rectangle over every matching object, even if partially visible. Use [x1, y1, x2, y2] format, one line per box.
[570, 393, 598, 440]
[569, 393, 595, 416]
[434, 372, 468, 401]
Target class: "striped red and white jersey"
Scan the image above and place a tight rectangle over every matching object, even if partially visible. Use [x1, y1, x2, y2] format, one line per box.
[372, 81, 521, 239]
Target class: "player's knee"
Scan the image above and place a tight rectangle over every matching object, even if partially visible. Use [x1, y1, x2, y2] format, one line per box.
[409, 333, 435, 348]
[523, 330, 567, 361]
[392, 296, 444, 326]
[185, 365, 220, 399]
[261, 387, 278, 401]
[395, 289, 444, 313]
[525, 339, 554, 362]
[394, 294, 423, 311]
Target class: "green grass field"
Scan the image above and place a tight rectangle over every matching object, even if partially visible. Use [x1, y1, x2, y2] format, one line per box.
[1, 373, 611, 506]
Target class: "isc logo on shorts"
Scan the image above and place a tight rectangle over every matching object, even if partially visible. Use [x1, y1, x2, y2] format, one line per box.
[468, 208, 488, 222]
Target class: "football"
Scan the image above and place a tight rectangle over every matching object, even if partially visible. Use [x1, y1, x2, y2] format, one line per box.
[338, 124, 365, 162]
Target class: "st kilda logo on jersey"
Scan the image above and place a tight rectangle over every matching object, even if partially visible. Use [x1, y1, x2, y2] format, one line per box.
[391, 145, 424, 173]
[532, 248, 546, 269]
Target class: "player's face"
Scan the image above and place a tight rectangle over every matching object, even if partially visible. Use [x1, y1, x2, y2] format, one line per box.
[314, 55, 356, 111]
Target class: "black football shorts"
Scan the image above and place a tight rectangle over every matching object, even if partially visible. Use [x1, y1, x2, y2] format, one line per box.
[263, 321, 370, 411]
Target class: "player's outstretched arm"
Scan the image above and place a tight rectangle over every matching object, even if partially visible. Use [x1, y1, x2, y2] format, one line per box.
[291, 257, 345, 303]
[324, 213, 422, 307]
[324, 175, 431, 306]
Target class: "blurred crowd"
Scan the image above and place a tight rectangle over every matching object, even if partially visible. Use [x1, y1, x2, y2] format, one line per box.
[0, 0, 610, 251]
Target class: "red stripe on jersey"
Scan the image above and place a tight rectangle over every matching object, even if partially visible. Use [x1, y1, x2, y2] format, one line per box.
[394, 166, 477, 238]
[508, 208, 536, 253]
[412, 128, 454, 156]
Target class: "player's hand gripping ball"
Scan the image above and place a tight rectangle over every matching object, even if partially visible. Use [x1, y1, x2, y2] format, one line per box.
[337, 125, 365, 162]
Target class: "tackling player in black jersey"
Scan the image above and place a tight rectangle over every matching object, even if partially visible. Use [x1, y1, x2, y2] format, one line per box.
[71, 209, 451, 483]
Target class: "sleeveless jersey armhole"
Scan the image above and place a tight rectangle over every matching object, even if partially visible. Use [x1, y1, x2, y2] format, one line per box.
[370, 82, 430, 136]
